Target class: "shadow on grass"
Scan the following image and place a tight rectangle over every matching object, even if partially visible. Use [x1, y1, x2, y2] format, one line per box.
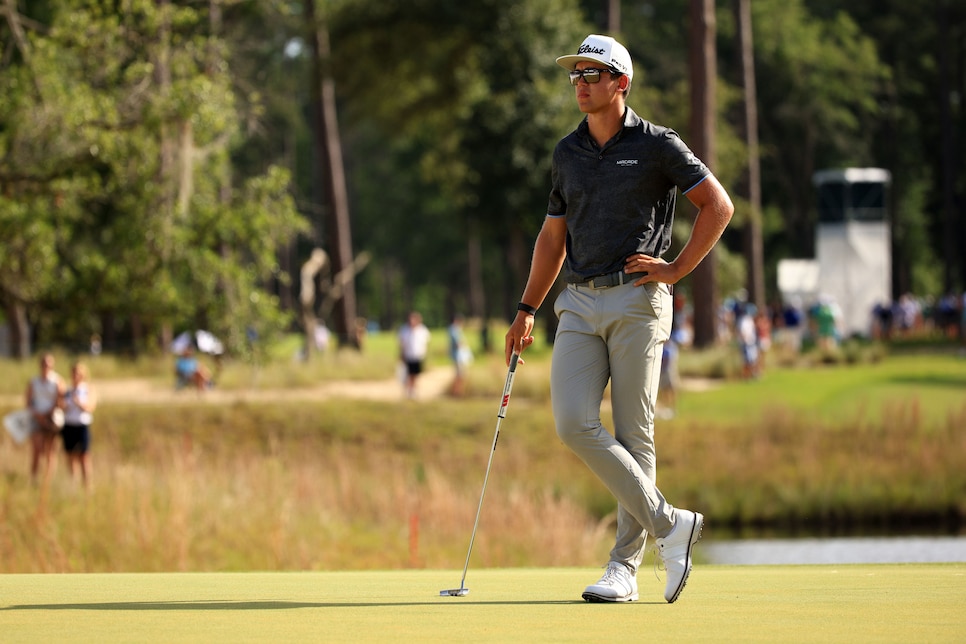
[3, 599, 593, 610]
[887, 373, 966, 387]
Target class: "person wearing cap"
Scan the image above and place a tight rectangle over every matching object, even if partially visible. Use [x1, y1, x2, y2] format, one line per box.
[505, 34, 733, 603]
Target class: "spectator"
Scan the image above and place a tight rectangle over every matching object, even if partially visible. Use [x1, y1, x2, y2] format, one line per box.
[398, 311, 430, 399]
[175, 345, 212, 391]
[779, 298, 804, 353]
[936, 293, 959, 339]
[26, 353, 66, 485]
[896, 293, 920, 336]
[872, 300, 893, 341]
[754, 307, 772, 374]
[736, 304, 759, 379]
[657, 329, 682, 419]
[62, 362, 96, 490]
[448, 314, 472, 397]
[961, 291, 966, 345]
[812, 296, 839, 350]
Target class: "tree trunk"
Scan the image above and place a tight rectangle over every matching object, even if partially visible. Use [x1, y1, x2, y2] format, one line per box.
[154, 0, 175, 356]
[937, 3, 957, 292]
[735, 0, 765, 311]
[689, 0, 719, 348]
[606, 0, 621, 33]
[307, 0, 359, 348]
[5, 300, 30, 359]
[467, 217, 485, 321]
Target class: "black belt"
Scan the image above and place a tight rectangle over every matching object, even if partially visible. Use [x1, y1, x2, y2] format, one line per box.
[571, 270, 647, 289]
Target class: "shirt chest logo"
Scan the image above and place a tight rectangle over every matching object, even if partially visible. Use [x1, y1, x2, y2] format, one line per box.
[615, 159, 639, 167]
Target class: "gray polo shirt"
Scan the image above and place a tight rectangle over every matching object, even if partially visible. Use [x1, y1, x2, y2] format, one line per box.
[547, 107, 710, 283]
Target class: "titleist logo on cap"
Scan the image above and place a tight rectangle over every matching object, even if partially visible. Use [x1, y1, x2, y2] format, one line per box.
[578, 44, 607, 55]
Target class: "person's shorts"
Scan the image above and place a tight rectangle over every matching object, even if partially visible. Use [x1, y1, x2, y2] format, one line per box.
[741, 343, 759, 365]
[62, 423, 91, 454]
[404, 360, 424, 376]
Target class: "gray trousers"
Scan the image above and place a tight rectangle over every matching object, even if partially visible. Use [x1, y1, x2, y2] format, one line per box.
[551, 280, 675, 574]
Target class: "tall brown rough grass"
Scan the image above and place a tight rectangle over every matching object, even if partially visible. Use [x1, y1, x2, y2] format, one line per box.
[0, 398, 612, 573]
[1, 387, 963, 573]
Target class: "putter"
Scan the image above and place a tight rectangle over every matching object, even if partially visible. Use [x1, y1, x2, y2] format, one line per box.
[440, 351, 520, 597]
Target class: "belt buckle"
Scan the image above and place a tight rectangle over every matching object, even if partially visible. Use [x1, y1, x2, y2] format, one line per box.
[588, 271, 620, 289]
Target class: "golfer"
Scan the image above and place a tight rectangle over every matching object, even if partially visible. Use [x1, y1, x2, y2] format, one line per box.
[505, 34, 734, 603]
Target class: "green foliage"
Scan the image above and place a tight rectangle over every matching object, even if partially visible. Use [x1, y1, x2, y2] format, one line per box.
[1, 0, 963, 355]
[739, 0, 891, 261]
[328, 0, 590, 324]
[893, 173, 942, 295]
[0, 1, 308, 355]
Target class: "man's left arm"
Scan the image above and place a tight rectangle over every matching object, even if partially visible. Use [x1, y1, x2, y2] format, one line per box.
[626, 174, 734, 284]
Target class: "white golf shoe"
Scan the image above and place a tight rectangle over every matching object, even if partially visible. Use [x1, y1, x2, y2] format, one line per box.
[581, 561, 638, 602]
[656, 509, 704, 603]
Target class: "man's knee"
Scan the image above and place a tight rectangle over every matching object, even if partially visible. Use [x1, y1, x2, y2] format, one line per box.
[554, 415, 601, 450]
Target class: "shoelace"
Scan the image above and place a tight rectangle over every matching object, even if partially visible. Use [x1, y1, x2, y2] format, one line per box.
[650, 543, 665, 582]
[599, 564, 623, 585]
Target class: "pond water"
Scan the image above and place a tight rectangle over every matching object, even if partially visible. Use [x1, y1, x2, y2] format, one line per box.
[702, 535, 966, 565]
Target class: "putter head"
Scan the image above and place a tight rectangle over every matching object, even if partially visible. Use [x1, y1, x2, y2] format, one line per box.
[440, 588, 469, 597]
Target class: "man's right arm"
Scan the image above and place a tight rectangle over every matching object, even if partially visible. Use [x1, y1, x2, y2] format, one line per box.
[505, 216, 568, 363]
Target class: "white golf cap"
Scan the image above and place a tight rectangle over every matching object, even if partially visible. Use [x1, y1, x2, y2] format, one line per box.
[556, 34, 633, 81]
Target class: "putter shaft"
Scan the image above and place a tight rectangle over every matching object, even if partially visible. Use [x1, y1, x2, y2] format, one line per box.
[442, 352, 519, 597]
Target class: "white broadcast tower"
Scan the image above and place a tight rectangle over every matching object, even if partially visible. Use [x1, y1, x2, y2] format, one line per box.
[779, 167, 892, 338]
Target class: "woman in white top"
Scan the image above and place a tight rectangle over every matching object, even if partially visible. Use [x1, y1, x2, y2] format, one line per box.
[62, 362, 97, 489]
[26, 353, 65, 484]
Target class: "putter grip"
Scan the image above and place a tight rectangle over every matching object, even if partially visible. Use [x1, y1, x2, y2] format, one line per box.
[498, 353, 519, 419]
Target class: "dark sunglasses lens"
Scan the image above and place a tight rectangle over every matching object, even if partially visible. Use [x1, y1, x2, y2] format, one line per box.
[569, 69, 602, 85]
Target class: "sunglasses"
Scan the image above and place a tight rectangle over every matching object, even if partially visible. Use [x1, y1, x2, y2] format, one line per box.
[569, 67, 618, 86]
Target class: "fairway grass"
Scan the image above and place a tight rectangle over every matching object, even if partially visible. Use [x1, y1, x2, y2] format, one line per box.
[2, 565, 963, 642]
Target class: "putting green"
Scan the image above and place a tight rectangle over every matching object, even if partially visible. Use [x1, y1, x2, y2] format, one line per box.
[2, 565, 963, 642]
